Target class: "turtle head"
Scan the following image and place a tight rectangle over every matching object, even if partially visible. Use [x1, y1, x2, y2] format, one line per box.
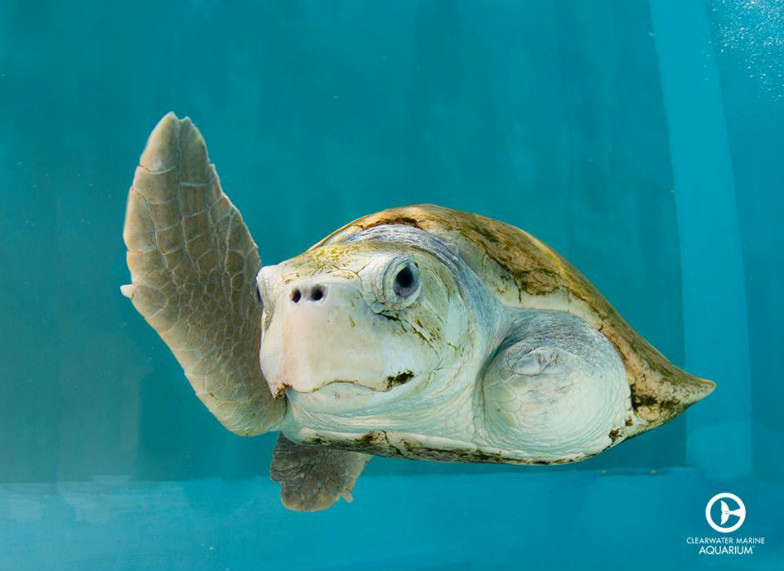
[257, 240, 475, 415]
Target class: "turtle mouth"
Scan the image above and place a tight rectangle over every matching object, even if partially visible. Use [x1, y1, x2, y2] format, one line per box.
[272, 371, 415, 399]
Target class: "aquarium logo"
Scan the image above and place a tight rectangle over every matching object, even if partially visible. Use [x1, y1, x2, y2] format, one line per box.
[705, 493, 746, 533]
[685, 493, 765, 556]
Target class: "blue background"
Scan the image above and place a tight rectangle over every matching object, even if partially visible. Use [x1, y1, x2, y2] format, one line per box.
[0, 1, 781, 569]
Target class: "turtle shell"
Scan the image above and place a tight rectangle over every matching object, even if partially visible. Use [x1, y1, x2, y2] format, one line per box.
[314, 204, 714, 433]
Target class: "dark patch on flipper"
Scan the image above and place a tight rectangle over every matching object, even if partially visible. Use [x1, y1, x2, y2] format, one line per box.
[270, 434, 371, 512]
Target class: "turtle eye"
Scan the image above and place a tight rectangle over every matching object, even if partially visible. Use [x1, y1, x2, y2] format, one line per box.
[377, 257, 420, 310]
[393, 265, 418, 298]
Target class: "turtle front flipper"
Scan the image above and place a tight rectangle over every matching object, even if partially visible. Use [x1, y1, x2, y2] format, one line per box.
[271, 434, 371, 512]
[122, 112, 285, 436]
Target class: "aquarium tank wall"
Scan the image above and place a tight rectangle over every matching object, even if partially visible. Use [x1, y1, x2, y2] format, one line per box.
[0, 0, 782, 569]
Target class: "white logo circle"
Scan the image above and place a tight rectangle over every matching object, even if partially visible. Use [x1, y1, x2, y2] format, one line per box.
[705, 493, 746, 533]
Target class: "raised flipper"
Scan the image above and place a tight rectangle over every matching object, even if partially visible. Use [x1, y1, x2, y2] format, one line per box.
[122, 112, 285, 436]
[482, 310, 633, 462]
[270, 434, 371, 512]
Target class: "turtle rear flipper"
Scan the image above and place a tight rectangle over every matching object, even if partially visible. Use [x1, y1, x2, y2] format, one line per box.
[271, 434, 370, 512]
[122, 112, 285, 436]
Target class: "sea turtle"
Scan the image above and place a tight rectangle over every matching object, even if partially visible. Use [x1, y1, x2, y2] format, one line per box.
[121, 113, 714, 512]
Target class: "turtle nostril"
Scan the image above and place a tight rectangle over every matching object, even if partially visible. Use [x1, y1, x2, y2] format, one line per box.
[291, 288, 302, 303]
[310, 285, 326, 301]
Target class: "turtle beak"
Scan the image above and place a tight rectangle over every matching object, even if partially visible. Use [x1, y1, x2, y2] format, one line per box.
[257, 265, 287, 397]
[259, 275, 361, 396]
[258, 271, 429, 398]
[266, 378, 289, 400]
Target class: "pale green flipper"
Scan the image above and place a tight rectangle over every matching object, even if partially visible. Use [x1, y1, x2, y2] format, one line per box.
[121, 112, 285, 436]
[270, 435, 371, 512]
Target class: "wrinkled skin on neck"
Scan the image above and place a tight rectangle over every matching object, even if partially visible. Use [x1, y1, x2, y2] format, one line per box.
[257, 239, 495, 444]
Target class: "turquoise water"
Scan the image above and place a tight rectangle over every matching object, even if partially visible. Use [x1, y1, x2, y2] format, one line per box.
[1, 1, 782, 569]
